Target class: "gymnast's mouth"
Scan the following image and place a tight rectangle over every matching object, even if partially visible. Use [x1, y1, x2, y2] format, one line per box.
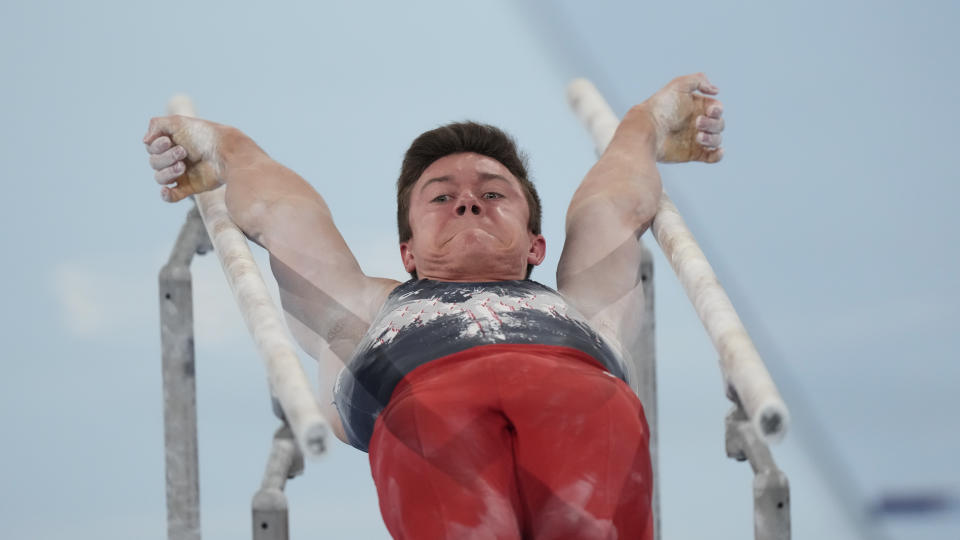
[440, 227, 502, 247]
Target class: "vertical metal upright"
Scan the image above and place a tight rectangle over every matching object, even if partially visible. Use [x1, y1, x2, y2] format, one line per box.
[636, 244, 660, 540]
[726, 406, 791, 540]
[251, 425, 304, 540]
[159, 207, 212, 540]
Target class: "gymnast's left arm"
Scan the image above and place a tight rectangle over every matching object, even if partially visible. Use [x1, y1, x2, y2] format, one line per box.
[557, 73, 725, 350]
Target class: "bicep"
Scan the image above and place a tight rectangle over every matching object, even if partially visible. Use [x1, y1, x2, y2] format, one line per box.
[557, 194, 647, 319]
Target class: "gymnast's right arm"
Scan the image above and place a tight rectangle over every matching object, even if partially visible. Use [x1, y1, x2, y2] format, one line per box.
[143, 116, 399, 441]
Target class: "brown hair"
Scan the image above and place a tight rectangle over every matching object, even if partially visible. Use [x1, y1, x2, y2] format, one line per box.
[396, 121, 542, 279]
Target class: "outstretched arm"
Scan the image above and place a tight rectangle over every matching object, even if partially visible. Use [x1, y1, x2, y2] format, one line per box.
[144, 117, 399, 441]
[557, 73, 725, 355]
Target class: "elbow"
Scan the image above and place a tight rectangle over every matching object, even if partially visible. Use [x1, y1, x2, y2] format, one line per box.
[626, 189, 661, 233]
[640, 194, 660, 224]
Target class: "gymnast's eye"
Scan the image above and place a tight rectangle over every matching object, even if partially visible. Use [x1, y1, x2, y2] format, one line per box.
[482, 192, 503, 199]
[431, 194, 451, 203]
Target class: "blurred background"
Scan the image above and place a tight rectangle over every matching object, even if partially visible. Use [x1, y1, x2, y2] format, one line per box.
[2, 0, 958, 538]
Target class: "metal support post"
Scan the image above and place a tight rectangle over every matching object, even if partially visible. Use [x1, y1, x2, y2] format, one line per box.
[159, 207, 213, 540]
[636, 244, 660, 540]
[726, 406, 791, 540]
[252, 425, 305, 540]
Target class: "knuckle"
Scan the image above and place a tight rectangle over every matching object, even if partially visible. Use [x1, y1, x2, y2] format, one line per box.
[149, 136, 168, 153]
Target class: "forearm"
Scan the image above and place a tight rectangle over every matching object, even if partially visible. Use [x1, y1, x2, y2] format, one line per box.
[146, 115, 395, 329]
[217, 129, 305, 241]
[567, 106, 662, 231]
[217, 130, 355, 270]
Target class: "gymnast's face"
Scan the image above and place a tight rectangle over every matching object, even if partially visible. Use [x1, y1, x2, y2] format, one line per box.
[400, 152, 545, 282]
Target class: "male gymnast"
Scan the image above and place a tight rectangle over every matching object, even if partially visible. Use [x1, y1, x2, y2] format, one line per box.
[144, 73, 724, 539]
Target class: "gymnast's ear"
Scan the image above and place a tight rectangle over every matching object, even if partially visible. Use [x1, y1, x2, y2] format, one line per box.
[527, 234, 546, 266]
[400, 241, 416, 273]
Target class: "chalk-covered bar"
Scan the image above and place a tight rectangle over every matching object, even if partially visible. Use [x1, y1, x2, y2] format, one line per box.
[565, 78, 789, 443]
[166, 97, 330, 459]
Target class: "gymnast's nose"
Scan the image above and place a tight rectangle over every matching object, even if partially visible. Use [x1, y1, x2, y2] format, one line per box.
[455, 191, 482, 216]
[456, 204, 481, 216]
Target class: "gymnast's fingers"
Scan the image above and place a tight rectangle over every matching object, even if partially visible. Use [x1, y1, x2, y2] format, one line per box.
[154, 162, 185, 185]
[149, 144, 187, 171]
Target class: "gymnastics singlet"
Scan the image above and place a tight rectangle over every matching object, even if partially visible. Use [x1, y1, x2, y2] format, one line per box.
[334, 279, 653, 539]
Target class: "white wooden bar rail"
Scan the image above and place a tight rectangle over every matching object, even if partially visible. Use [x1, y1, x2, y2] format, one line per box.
[566, 79, 790, 443]
[166, 96, 330, 458]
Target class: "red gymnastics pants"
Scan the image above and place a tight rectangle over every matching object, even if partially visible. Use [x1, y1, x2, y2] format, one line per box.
[368, 344, 653, 540]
